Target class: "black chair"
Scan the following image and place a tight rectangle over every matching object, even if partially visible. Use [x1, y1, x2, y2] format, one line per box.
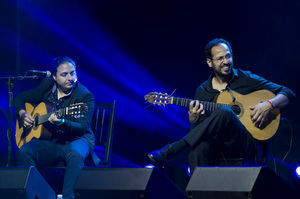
[91, 101, 116, 167]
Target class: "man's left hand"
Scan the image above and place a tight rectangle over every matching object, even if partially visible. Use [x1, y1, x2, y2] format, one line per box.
[48, 113, 63, 125]
[250, 101, 273, 129]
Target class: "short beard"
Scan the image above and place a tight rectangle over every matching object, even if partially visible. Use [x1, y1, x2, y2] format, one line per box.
[214, 65, 233, 81]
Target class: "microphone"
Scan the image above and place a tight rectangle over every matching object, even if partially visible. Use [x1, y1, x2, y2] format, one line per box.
[26, 70, 52, 78]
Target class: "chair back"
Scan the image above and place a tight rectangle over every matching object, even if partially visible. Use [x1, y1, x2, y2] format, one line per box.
[92, 101, 116, 167]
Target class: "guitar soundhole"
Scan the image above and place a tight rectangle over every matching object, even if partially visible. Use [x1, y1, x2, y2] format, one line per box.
[231, 105, 241, 115]
[33, 115, 39, 128]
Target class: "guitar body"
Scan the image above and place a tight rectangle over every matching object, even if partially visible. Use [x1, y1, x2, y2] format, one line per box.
[15, 102, 52, 148]
[216, 90, 280, 140]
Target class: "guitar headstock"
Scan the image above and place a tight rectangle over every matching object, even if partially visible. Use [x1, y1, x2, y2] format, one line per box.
[144, 92, 171, 105]
[56, 103, 88, 118]
[68, 103, 88, 118]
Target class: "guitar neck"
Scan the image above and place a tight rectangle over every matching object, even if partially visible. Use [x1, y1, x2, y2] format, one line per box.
[32, 102, 86, 126]
[171, 97, 226, 111]
[37, 109, 65, 125]
[37, 113, 52, 125]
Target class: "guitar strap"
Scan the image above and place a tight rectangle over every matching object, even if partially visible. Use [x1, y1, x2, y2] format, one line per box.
[227, 87, 236, 102]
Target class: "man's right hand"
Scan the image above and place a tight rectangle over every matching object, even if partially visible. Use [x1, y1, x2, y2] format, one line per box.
[19, 110, 34, 128]
[188, 100, 205, 123]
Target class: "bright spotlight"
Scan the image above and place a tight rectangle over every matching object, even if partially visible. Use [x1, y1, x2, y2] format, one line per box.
[187, 166, 191, 176]
[145, 164, 155, 168]
[295, 166, 300, 177]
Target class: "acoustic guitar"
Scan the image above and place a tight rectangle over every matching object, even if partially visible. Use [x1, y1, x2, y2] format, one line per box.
[15, 102, 87, 148]
[144, 90, 280, 140]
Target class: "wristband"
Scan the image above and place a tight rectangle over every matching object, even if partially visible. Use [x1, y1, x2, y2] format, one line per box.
[57, 118, 65, 126]
[266, 100, 274, 108]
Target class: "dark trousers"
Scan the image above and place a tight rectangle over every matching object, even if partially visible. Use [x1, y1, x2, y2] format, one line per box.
[184, 106, 256, 173]
[17, 138, 90, 199]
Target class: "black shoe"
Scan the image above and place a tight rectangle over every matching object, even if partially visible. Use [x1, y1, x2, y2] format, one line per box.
[147, 144, 173, 167]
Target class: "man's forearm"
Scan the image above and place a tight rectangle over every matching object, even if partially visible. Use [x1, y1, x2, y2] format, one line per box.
[269, 94, 289, 109]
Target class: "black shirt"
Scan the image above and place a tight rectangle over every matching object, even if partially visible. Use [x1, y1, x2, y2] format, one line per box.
[47, 84, 73, 109]
[193, 68, 296, 125]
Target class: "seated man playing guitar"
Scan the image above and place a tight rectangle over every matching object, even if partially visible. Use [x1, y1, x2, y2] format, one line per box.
[14, 56, 95, 199]
[147, 38, 295, 173]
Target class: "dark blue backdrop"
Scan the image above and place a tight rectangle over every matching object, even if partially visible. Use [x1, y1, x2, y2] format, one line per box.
[0, 0, 299, 173]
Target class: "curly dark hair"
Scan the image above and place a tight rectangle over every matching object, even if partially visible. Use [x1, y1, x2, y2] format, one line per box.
[204, 38, 232, 59]
[50, 56, 76, 76]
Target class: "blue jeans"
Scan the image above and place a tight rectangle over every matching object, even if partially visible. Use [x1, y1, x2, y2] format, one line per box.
[17, 138, 90, 199]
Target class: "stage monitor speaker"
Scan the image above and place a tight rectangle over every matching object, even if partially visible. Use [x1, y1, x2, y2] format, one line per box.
[0, 166, 56, 199]
[186, 166, 299, 199]
[74, 167, 187, 199]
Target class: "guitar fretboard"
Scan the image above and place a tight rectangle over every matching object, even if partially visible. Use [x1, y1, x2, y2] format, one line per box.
[171, 97, 228, 112]
[36, 108, 66, 125]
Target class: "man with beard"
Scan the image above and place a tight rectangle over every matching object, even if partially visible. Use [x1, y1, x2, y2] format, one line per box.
[14, 56, 95, 199]
[147, 38, 295, 173]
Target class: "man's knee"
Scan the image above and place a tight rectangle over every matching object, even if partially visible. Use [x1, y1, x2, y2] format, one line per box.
[17, 146, 35, 165]
[66, 150, 86, 163]
[18, 145, 34, 157]
[70, 139, 90, 158]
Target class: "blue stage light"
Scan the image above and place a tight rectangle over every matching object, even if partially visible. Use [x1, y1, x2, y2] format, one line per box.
[17, 1, 189, 137]
[295, 166, 300, 177]
[145, 164, 155, 169]
[187, 166, 191, 176]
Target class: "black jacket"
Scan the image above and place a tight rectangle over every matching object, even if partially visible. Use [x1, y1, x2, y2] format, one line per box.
[13, 78, 95, 146]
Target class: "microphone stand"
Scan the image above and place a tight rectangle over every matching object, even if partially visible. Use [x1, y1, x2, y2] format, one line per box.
[0, 75, 39, 166]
